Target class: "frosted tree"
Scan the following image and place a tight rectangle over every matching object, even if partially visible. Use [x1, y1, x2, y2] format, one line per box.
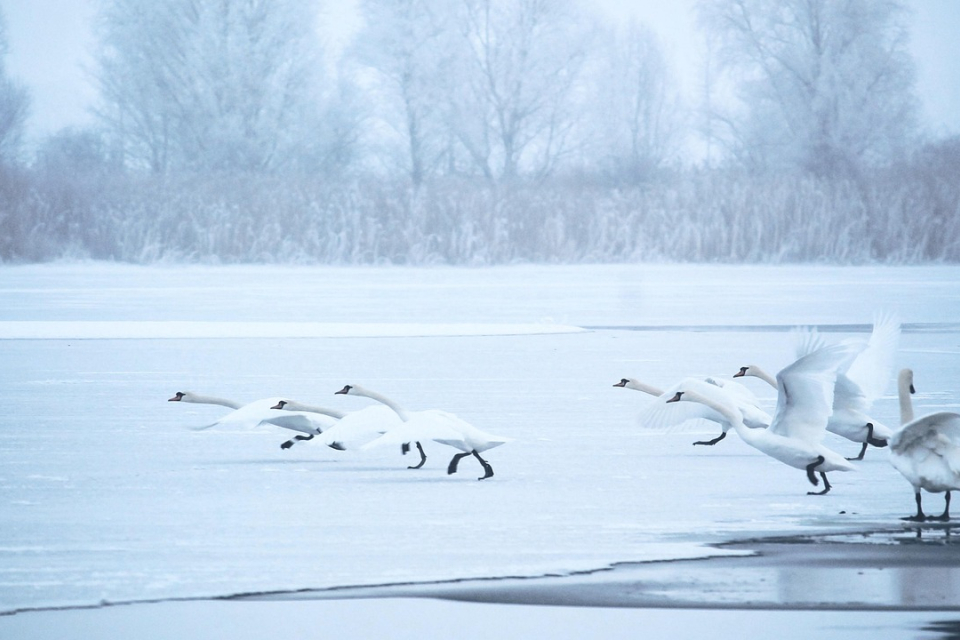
[352, 0, 455, 185]
[0, 7, 29, 166]
[94, 0, 331, 173]
[697, 0, 917, 176]
[585, 21, 683, 182]
[449, 0, 591, 182]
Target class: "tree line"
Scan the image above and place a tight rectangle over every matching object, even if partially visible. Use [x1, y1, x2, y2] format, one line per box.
[0, 0, 957, 264]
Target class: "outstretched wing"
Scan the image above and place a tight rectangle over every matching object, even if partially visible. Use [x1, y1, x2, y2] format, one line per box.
[844, 312, 900, 406]
[769, 341, 863, 443]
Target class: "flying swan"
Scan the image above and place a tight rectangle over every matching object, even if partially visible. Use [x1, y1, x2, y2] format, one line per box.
[335, 384, 510, 480]
[168, 391, 336, 448]
[615, 376, 771, 445]
[670, 341, 862, 495]
[271, 399, 404, 451]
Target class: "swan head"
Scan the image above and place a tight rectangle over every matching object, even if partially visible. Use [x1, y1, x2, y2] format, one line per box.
[898, 369, 915, 394]
[169, 391, 190, 402]
[271, 400, 288, 410]
[733, 366, 764, 378]
[613, 378, 630, 387]
[335, 385, 355, 395]
[665, 391, 684, 403]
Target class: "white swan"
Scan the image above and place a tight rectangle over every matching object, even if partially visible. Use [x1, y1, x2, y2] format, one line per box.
[735, 315, 900, 460]
[168, 392, 336, 448]
[889, 369, 960, 521]
[335, 385, 510, 480]
[271, 400, 404, 451]
[670, 342, 861, 495]
[615, 376, 771, 445]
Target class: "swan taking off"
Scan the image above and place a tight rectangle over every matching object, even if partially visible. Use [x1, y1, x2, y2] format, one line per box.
[889, 369, 960, 521]
[271, 400, 403, 451]
[168, 391, 336, 448]
[615, 376, 771, 445]
[735, 314, 900, 460]
[670, 341, 862, 495]
[335, 384, 509, 480]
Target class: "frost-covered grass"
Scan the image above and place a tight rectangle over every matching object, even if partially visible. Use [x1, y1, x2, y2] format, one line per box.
[1, 262, 959, 616]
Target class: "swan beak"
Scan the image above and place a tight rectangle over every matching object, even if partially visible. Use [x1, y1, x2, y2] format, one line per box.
[613, 379, 628, 387]
[733, 367, 748, 378]
[168, 393, 184, 402]
[334, 385, 351, 395]
[666, 392, 683, 403]
[271, 401, 286, 410]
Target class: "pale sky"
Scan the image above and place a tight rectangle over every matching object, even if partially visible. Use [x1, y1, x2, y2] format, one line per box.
[1, 0, 958, 144]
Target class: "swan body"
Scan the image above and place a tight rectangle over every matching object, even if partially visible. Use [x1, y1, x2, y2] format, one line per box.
[616, 376, 771, 445]
[335, 385, 510, 479]
[889, 369, 960, 521]
[168, 391, 335, 448]
[673, 342, 861, 494]
[272, 400, 403, 451]
[735, 315, 899, 460]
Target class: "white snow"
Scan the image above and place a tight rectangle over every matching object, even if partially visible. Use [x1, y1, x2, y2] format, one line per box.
[0, 262, 959, 619]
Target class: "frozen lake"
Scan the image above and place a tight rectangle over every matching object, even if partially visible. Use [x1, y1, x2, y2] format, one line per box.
[1, 263, 959, 636]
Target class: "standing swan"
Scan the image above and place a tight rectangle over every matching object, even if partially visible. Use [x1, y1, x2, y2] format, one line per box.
[735, 315, 900, 460]
[889, 369, 960, 521]
[335, 385, 510, 480]
[615, 377, 771, 445]
[168, 392, 336, 448]
[271, 400, 404, 451]
[670, 342, 861, 495]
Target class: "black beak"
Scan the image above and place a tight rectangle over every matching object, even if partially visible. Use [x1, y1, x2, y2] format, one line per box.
[666, 392, 683, 403]
[335, 385, 351, 395]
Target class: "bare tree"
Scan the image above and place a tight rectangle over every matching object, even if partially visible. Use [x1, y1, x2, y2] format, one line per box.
[585, 20, 683, 182]
[94, 0, 335, 174]
[449, 0, 590, 182]
[0, 7, 30, 167]
[697, 0, 917, 176]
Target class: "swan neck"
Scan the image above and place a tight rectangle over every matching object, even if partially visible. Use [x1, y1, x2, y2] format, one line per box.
[752, 368, 778, 389]
[688, 391, 747, 437]
[356, 388, 410, 421]
[281, 401, 346, 420]
[898, 372, 914, 425]
[627, 380, 664, 396]
[183, 394, 243, 410]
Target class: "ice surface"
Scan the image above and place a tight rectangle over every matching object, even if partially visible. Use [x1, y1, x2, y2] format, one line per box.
[1, 263, 959, 614]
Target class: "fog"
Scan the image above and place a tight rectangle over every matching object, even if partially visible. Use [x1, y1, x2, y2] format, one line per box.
[0, 0, 957, 265]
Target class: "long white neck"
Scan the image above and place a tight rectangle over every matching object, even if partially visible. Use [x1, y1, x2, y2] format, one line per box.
[349, 386, 410, 421]
[680, 390, 752, 441]
[177, 393, 243, 410]
[277, 400, 346, 420]
[897, 369, 915, 425]
[744, 366, 778, 389]
[623, 379, 664, 396]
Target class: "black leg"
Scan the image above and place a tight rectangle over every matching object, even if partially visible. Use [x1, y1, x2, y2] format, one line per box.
[693, 432, 727, 446]
[447, 452, 471, 475]
[472, 450, 494, 480]
[805, 455, 825, 486]
[928, 491, 952, 521]
[846, 442, 868, 461]
[295, 434, 314, 442]
[327, 441, 346, 451]
[901, 491, 926, 521]
[865, 423, 888, 448]
[401, 442, 410, 455]
[281, 434, 314, 450]
[408, 441, 427, 470]
[280, 439, 295, 450]
[808, 471, 832, 495]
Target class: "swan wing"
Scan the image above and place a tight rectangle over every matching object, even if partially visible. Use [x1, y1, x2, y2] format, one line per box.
[769, 341, 863, 442]
[259, 411, 333, 435]
[360, 415, 468, 451]
[891, 412, 960, 456]
[636, 378, 730, 431]
[320, 406, 404, 449]
[843, 312, 900, 405]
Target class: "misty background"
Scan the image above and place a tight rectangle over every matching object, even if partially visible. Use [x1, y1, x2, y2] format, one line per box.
[0, 0, 957, 264]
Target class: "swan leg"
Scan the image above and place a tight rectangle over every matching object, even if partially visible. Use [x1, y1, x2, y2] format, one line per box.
[407, 441, 427, 470]
[865, 423, 888, 448]
[807, 471, 832, 496]
[901, 491, 926, 522]
[447, 452, 471, 475]
[928, 491, 951, 522]
[280, 439, 295, 450]
[327, 441, 346, 451]
[846, 442, 868, 461]
[472, 450, 494, 480]
[693, 432, 727, 446]
[805, 456, 825, 486]
[281, 433, 315, 450]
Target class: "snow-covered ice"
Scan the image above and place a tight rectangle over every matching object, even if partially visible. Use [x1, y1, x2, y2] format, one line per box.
[1, 262, 959, 620]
